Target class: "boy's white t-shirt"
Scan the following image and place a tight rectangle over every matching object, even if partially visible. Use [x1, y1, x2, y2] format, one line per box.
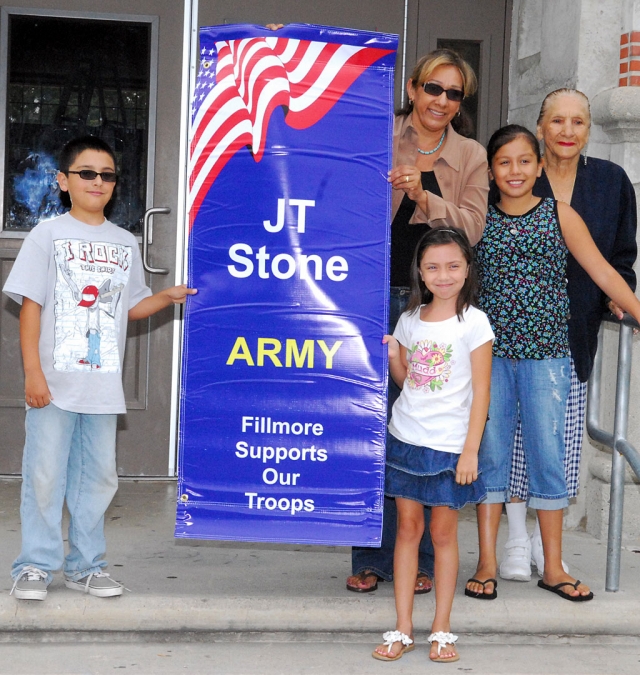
[388, 305, 494, 454]
[3, 212, 152, 414]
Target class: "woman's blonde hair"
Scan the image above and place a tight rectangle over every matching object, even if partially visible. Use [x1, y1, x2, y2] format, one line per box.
[410, 49, 477, 98]
[537, 88, 591, 127]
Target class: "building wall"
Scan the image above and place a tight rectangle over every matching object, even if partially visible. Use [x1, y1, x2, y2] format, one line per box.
[508, 0, 581, 132]
[508, 0, 640, 541]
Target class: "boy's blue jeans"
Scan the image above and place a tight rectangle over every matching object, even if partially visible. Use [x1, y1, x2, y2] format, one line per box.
[11, 404, 118, 584]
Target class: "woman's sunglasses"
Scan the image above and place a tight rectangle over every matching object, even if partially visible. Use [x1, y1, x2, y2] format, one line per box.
[421, 82, 464, 102]
[67, 170, 118, 183]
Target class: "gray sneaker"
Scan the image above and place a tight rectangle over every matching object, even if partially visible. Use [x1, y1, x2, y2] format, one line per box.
[11, 566, 48, 600]
[64, 571, 123, 597]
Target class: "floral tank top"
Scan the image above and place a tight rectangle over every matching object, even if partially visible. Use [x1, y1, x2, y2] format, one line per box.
[476, 198, 570, 359]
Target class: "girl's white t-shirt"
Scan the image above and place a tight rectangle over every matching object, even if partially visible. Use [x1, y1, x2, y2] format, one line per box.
[388, 305, 494, 454]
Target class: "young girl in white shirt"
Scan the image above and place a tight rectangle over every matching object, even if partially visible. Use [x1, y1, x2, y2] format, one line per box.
[373, 227, 494, 663]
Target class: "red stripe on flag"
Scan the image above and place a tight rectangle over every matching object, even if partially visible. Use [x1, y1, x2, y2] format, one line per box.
[190, 107, 251, 189]
[286, 47, 394, 129]
[271, 38, 290, 57]
[190, 85, 239, 157]
[288, 42, 343, 89]
[250, 88, 290, 161]
[281, 40, 312, 71]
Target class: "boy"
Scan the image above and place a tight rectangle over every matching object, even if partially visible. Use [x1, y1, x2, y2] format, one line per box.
[4, 136, 196, 600]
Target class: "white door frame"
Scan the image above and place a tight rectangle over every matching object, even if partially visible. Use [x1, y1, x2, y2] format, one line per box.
[168, 0, 199, 475]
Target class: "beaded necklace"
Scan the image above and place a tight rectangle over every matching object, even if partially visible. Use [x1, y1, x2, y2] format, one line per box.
[416, 130, 446, 156]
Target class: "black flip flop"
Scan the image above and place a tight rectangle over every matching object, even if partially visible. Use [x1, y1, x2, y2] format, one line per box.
[464, 577, 497, 600]
[346, 571, 381, 593]
[537, 579, 594, 602]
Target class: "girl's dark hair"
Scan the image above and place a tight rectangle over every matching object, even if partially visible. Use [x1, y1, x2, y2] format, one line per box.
[406, 227, 477, 320]
[486, 124, 541, 166]
[58, 135, 117, 214]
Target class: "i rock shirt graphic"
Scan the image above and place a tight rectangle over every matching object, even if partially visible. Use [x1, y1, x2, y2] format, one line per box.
[52, 238, 131, 373]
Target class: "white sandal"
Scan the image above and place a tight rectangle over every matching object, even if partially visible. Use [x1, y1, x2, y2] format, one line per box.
[372, 630, 415, 661]
[428, 631, 460, 663]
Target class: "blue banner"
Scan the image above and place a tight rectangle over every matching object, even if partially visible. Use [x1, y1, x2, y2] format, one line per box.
[176, 23, 398, 545]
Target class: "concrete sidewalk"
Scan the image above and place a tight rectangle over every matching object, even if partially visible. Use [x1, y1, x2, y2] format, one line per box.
[1, 479, 639, 637]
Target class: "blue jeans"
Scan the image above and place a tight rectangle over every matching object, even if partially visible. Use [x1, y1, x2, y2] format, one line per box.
[479, 357, 570, 510]
[351, 287, 435, 580]
[11, 404, 118, 584]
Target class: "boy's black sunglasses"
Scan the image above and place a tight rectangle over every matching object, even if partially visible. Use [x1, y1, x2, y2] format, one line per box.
[421, 82, 464, 102]
[67, 170, 118, 183]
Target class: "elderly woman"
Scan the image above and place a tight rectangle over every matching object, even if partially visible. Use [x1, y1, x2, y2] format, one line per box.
[347, 48, 489, 593]
[472, 88, 638, 593]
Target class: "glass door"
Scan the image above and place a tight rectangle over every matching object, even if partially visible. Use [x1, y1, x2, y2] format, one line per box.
[0, 1, 186, 475]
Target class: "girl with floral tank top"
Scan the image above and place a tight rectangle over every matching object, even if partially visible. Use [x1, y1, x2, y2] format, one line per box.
[466, 125, 640, 604]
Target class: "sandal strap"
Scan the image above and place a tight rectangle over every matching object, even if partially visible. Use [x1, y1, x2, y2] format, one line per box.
[382, 630, 413, 652]
[552, 579, 581, 591]
[467, 577, 497, 588]
[428, 631, 458, 655]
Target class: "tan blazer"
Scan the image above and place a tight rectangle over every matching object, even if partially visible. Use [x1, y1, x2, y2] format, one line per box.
[391, 115, 489, 246]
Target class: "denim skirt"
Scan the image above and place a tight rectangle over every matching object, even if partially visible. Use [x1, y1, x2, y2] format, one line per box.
[385, 433, 486, 510]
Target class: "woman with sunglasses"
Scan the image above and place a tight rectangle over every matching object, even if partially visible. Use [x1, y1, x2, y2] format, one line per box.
[347, 49, 489, 594]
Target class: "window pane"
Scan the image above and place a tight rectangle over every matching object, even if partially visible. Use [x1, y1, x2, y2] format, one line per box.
[3, 15, 151, 233]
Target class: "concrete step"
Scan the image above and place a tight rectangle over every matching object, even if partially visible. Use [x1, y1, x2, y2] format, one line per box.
[1, 480, 638, 637]
[3, 633, 640, 675]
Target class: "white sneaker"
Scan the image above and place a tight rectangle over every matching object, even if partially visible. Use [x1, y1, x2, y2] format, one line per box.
[499, 537, 532, 581]
[64, 572, 123, 597]
[530, 532, 569, 577]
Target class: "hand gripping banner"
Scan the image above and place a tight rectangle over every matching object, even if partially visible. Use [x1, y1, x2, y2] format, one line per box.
[176, 23, 398, 544]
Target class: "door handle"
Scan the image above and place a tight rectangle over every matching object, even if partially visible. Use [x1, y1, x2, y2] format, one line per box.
[142, 207, 171, 275]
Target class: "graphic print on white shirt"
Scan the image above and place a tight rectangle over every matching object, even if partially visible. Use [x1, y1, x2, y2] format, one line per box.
[406, 339, 453, 392]
[52, 238, 132, 373]
[389, 306, 494, 453]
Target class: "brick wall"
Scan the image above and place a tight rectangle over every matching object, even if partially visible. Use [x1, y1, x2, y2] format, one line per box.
[619, 31, 640, 86]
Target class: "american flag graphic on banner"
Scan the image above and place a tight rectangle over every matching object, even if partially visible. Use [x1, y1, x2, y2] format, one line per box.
[188, 34, 394, 224]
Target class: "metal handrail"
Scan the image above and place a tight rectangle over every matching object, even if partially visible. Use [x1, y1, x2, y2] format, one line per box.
[586, 312, 640, 592]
